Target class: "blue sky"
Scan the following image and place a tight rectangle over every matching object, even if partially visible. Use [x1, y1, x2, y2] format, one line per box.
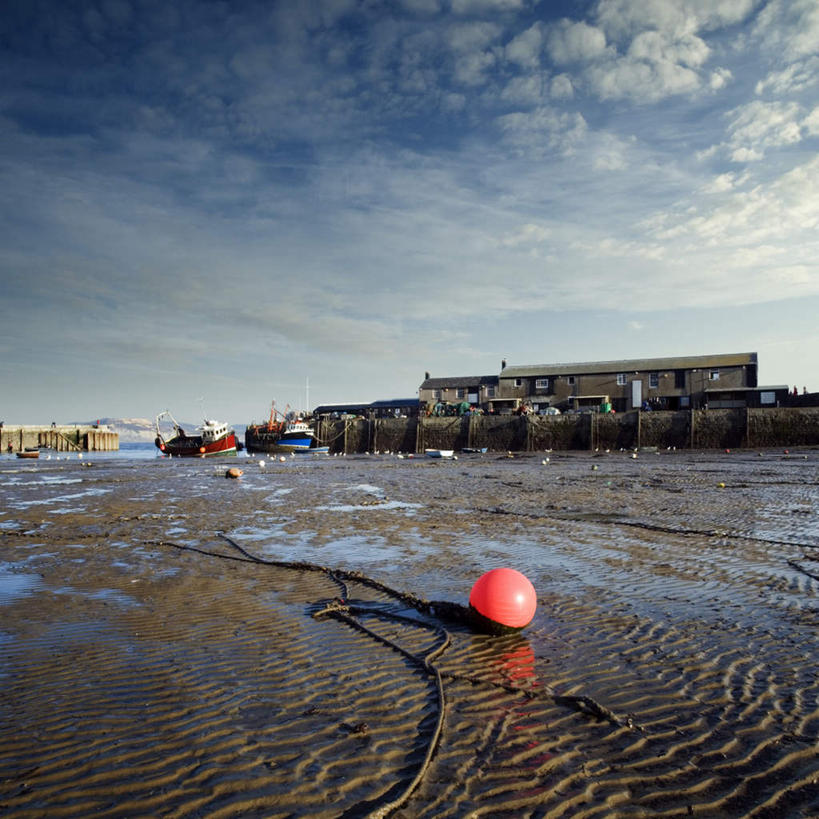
[1, 0, 818, 424]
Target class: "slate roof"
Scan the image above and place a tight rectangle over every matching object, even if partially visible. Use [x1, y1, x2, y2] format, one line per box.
[420, 375, 498, 389]
[500, 353, 757, 379]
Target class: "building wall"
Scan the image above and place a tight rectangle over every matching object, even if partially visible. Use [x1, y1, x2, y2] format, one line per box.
[499, 363, 753, 412]
[418, 383, 497, 408]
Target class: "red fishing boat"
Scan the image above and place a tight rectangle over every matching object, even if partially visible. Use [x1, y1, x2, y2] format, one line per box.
[154, 411, 237, 457]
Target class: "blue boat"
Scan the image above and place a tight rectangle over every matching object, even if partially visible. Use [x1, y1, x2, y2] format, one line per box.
[246, 419, 328, 454]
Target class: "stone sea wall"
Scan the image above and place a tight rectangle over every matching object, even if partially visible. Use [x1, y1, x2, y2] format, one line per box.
[314, 407, 819, 454]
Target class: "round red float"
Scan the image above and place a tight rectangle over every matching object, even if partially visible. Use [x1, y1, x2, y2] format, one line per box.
[469, 568, 537, 633]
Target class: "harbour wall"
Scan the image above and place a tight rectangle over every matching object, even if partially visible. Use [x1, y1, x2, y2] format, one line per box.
[1, 425, 119, 453]
[315, 407, 819, 454]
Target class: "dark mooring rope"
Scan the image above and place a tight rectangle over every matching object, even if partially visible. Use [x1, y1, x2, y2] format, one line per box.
[147, 534, 639, 818]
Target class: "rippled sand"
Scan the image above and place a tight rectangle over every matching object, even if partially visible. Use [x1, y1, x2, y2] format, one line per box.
[1, 449, 818, 817]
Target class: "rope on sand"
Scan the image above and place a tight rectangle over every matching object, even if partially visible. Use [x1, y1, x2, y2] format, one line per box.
[148, 534, 638, 818]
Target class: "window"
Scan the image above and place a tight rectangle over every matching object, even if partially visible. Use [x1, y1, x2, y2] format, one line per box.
[535, 378, 549, 390]
[567, 376, 575, 386]
[675, 370, 686, 389]
[456, 388, 465, 399]
[709, 370, 720, 381]
[617, 373, 627, 386]
[486, 386, 496, 398]
[514, 378, 523, 387]
[649, 373, 659, 389]
[433, 390, 441, 400]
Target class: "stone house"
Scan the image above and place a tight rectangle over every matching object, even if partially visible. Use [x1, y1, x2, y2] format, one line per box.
[418, 373, 499, 412]
[496, 353, 761, 413]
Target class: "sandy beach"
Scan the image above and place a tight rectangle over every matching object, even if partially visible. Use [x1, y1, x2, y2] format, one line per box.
[1, 448, 817, 817]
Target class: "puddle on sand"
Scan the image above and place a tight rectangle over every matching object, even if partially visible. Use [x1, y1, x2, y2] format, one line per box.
[0, 568, 44, 604]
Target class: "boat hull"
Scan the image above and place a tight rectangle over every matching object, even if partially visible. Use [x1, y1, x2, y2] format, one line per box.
[16, 450, 40, 459]
[155, 432, 237, 457]
[245, 428, 326, 454]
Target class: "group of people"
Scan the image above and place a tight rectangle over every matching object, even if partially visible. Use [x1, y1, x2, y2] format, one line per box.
[792, 386, 808, 396]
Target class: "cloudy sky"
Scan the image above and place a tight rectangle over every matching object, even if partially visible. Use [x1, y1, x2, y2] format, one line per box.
[2, 0, 818, 424]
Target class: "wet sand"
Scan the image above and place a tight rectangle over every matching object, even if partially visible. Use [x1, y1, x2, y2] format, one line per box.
[1, 449, 818, 817]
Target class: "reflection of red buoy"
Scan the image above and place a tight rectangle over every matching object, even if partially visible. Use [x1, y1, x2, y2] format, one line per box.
[469, 568, 537, 634]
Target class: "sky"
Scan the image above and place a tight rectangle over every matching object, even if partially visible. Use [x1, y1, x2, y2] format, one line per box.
[1, 0, 818, 425]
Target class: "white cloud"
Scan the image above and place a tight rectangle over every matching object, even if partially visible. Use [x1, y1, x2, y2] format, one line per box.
[586, 55, 701, 101]
[709, 66, 732, 90]
[753, 0, 819, 62]
[495, 107, 588, 156]
[448, 20, 502, 52]
[627, 30, 710, 68]
[805, 106, 819, 136]
[726, 100, 804, 161]
[500, 74, 547, 105]
[498, 223, 550, 247]
[545, 19, 607, 65]
[399, 0, 441, 13]
[505, 22, 542, 68]
[701, 171, 748, 193]
[451, 0, 526, 13]
[754, 57, 819, 96]
[594, 0, 758, 42]
[549, 73, 574, 99]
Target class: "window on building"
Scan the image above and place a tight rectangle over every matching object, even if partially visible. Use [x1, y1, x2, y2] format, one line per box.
[514, 378, 523, 387]
[675, 370, 686, 389]
[456, 388, 465, 399]
[617, 373, 627, 386]
[486, 386, 496, 398]
[709, 370, 720, 381]
[535, 378, 549, 390]
[433, 390, 441, 400]
[649, 373, 659, 388]
[567, 376, 575, 386]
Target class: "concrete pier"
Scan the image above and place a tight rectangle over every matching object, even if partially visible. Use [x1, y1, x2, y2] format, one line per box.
[0, 425, 119, 454]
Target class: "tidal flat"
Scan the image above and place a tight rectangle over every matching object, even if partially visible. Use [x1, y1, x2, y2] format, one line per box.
[1, 448, 818, 817]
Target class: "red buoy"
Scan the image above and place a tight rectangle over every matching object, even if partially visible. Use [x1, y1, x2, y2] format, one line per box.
[469, 568, 537, 633]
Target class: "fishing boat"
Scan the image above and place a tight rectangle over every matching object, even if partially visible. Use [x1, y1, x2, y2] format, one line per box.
[16, 447, 40, 459]
[425, 449, 455, 459]
[154, 411, 237, 457]
[245, 401, 328, 454]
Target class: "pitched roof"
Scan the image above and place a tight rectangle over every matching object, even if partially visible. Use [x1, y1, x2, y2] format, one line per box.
[500, 353, 757, 379]
[420, 375, 498, 389]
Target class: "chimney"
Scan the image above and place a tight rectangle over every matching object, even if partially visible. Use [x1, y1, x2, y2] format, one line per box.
[425, 371, 430, 380]
[501, 359, 507, 370]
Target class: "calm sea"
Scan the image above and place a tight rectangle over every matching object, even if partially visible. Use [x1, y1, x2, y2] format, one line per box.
[88, 442, 159, 460]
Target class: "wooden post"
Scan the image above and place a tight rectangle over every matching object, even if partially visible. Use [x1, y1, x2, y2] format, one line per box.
[636, 410, 641, 450]
[689, 408, 695, 449]
[343, 419, 349, 455]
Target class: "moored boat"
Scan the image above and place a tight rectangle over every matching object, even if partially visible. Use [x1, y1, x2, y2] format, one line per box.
[154, 411, 237, 457]
[16, 447, 40, 459]
[245, 402, 328, 454]
[425, 448, 455, 459]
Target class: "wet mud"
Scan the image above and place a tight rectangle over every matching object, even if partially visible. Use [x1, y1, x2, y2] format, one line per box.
[1, 449, 818, 817]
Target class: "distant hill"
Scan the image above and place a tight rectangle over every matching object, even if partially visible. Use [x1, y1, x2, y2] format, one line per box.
[92, 417, 157, 443]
